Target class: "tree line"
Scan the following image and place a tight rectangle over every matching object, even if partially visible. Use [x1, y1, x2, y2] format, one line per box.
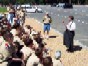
[0, 0, 88, 5]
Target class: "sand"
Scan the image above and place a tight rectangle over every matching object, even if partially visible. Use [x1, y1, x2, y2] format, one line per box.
[24, 18, 88, 66]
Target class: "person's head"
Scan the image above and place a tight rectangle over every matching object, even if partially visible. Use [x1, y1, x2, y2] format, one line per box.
[35, 47, 42, 57]
[46, 12, 49, 16]
[23, 37, 33, 47]
[14, 41, 24, 52]
[68, 16, 74, 21]
[43, 56, 53, 66]
[25, 25, 31, 29]
[13, 24, 22, 36]
[39, 43, 44, 49]
[12, 24, 20, 31]
[3, 14, 7, 18]
[3, 31, 13, 43]
[2, 14, 7, 21]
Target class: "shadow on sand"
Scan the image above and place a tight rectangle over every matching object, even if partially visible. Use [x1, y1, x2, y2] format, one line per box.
[73, 45, 82, 51]
[49, 36, 58, 38]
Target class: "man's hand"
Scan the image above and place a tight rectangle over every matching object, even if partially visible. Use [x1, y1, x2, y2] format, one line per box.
[62, 21, 67, 28]
[63, 21, 64, 23]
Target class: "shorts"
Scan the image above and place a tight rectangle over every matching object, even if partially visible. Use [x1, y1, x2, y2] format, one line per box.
[44, 24, 50, 31]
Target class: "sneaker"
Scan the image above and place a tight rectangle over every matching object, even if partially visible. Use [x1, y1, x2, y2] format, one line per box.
[46, 35, 49, 39]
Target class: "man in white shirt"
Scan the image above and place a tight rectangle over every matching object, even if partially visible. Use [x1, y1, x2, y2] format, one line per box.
[63, 16, 76, 52]
[66, 21, 76, 31]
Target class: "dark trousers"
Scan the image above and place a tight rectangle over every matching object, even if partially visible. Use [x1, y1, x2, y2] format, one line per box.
[69, 31, 75, 51]
[63, 29, 75, 51]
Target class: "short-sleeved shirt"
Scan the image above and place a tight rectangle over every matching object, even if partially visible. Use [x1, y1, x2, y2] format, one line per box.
[20, 46, 34, 60]
[26, 53, 40, 66]
[0, 41, 15, 62]
[66, 21, 76, 31]
[13, 36, 24, 45]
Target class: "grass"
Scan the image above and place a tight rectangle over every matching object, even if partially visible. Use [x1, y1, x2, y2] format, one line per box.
[0, 7, 7, 13]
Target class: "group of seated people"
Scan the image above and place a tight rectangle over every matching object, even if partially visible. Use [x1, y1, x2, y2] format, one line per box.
[0, 7, 63, 66]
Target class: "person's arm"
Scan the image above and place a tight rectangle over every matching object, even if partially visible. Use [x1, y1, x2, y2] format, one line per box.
[42, 17, 45, 22]
[50, 17, 52, 23]
[63, 21, 67, 29]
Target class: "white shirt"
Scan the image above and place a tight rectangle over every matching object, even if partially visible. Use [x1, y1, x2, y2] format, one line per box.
[26, 53, 40, 66]
[66, 21, 76, 31]
[21, 46, 34, 60]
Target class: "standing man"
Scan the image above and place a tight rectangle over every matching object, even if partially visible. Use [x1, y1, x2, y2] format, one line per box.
[7, 5, 15, 26]
[19, 8, 25, 26]
[63, 16, 76, 52]
[43, 12, 52, 39]
[16, 8, 25, 26]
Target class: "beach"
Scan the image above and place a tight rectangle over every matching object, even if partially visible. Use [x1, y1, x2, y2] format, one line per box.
[24, 17, 88, 66]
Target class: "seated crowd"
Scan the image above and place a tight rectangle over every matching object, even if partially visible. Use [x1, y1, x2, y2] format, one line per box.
[0, 6, 63, 66]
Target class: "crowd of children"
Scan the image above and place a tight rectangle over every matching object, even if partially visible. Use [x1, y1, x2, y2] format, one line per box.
[0, 4, 63, 66]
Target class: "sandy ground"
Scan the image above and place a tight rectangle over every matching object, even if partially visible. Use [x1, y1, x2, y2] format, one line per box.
[24, 18, 88, 66]
[0, 17, 88, 66]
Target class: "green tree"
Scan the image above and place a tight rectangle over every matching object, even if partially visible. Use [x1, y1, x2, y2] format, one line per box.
[17, 0, 25, 4]
[40, 0, 44, 4]
[85, 0, 88, 4]
[25, 0, 35, 4]
[0, 0, 10, 5]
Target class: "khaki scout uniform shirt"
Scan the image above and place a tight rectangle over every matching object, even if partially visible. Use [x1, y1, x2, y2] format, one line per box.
[26, 53, 40, 66]
[20, 46, 35, 60]
[0, 41, 15, 62]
